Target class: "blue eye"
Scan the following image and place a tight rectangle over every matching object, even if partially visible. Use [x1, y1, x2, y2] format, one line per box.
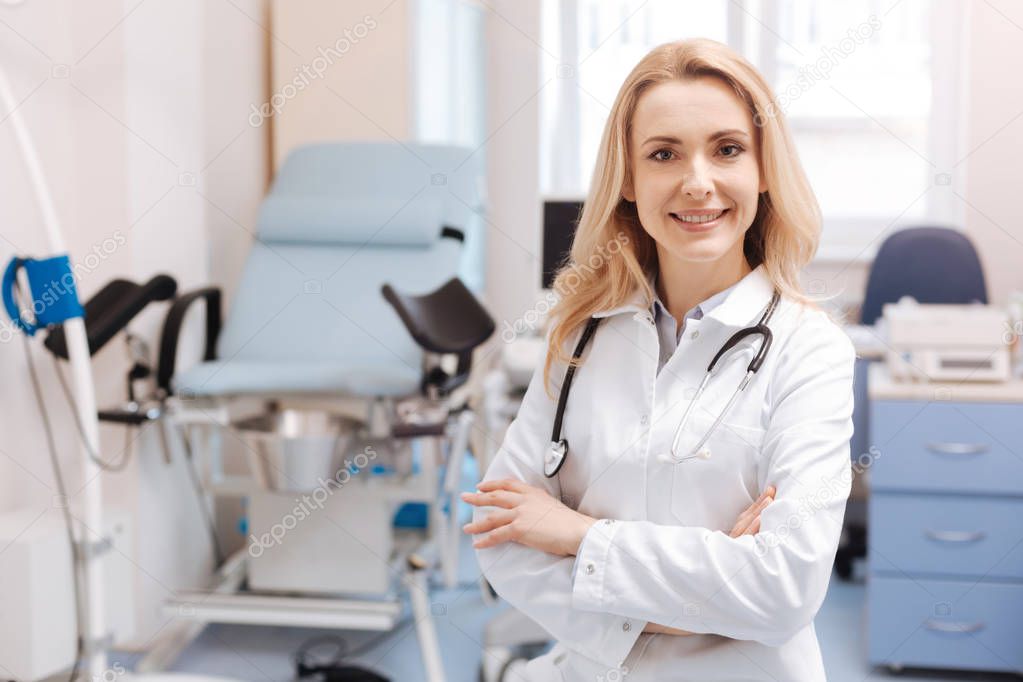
[720, 144, 744, 158]
[649, 145, 744, 162]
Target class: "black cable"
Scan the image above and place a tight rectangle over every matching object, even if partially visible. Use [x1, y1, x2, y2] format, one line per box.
[21, 331, 82, 682]
[293, 614, 412, 680]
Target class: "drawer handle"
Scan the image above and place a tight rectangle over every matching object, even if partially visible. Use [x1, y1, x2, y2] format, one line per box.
[924, 618, 985, 634]
[924, 529, 987, 543]
[925, 441, 989, 456]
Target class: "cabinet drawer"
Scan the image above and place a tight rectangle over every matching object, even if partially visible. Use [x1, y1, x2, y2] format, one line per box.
[870, 494, 1023, 580]
[870, 401, 1023, 495]
[868, 576, 1023, 672]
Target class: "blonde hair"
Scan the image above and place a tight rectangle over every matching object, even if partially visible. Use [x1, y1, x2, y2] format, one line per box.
[543, 38, 821, 398]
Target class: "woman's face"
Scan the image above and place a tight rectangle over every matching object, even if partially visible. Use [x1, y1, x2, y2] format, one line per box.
[623, 77, 765, 265]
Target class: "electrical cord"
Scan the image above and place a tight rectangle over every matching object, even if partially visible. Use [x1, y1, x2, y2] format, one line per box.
[293, 616, 412, 681]
[48, 335, 224, 567]
[174, 425, 225, 567]
[50, 357, 133, 472]
[21, 331, 82, 682]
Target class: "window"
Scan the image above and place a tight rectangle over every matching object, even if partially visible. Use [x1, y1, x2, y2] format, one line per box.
[540, 0, 966, 260]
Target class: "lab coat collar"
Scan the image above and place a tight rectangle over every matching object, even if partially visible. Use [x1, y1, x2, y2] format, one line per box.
[591, 264, 776, 328]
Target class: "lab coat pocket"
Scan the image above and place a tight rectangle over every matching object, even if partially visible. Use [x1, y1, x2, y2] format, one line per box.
[666, 410, 765, 526]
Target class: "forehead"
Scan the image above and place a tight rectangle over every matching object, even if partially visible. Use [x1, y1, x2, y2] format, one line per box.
[631, 77, 753, 143]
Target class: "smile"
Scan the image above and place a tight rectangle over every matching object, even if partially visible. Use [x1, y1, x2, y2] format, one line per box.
[670, 209, 729, 230]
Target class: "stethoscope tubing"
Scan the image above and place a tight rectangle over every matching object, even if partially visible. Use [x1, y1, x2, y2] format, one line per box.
[544, 290, 780, 478]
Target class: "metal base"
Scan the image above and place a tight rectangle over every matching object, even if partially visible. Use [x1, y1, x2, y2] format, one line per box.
[137, 550, 447, 682]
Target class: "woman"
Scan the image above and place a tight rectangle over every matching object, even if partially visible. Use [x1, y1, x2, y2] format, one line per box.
[463, 38, 855, 681]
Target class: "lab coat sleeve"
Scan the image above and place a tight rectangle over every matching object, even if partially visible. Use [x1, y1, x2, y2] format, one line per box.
[571, 315, 856, 646]
[473, 330, 645, 669]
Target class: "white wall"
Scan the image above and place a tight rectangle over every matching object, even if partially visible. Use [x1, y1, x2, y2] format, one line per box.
[963, 0, 1023, 305]
[0, 0, 269, 647]
[269, 0, 413, 170]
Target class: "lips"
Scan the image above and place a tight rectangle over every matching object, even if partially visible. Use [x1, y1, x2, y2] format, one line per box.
[670, 208, 730, 229]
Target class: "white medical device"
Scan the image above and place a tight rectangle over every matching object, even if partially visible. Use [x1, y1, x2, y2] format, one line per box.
[883, 299, 1011, 382]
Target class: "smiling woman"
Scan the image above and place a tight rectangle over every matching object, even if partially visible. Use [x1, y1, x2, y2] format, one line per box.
[624, 77, 766, 316]
[465, 38, 856, 682]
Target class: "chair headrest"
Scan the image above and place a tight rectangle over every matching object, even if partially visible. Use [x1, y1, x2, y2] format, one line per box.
[254, 142, 484, 248]
[257, 196, 445, 247]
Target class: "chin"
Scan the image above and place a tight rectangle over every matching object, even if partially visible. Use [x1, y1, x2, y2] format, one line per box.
[662, 234, 736, 264]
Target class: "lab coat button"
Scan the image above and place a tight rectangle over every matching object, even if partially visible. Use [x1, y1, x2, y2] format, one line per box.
[639, 414, 649, 425]
[690, 329, 700, 339]
[622, 621, 632, 632]
[585, 562, 595, 574]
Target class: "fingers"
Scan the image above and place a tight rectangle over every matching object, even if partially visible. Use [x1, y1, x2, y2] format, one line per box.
[463, 509, 514, 536]
[460, 489, 520, 509]
[729, 486, 777, 538]
[471, 523, 516, 549]
[476, 478, 530, 494]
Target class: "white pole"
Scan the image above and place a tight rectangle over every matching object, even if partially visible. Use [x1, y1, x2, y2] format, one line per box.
[0, 62, 108, 680]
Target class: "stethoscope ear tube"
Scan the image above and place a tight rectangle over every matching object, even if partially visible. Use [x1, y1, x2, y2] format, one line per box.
[546, 316, 602, 478]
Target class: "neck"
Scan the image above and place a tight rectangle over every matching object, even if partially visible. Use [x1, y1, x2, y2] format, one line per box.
[655, 247, 752, 326]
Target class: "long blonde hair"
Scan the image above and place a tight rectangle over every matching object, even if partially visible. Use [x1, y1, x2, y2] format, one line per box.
[543, 38, 820, 398]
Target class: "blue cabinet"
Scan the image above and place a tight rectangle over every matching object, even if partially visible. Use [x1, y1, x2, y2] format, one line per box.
[868, 394, 1023, 674]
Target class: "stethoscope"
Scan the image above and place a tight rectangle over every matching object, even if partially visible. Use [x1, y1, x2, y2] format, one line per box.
[543, 290, 780, 478]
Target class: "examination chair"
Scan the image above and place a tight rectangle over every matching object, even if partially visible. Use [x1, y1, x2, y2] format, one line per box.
[834, 226, 988, 580]
[147, 142, 493, 682]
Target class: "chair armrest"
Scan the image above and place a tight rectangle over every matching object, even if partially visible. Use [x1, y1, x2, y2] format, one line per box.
[156, 286, 222, 395]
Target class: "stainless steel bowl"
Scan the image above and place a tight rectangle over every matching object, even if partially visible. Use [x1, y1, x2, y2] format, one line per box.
[233, 409, 361, 493]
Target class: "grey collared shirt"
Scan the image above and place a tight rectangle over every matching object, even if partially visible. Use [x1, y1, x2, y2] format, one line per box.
[651, 282, 735, 376]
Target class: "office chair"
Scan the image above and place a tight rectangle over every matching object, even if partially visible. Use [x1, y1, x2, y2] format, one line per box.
[834, 226, 987, 580]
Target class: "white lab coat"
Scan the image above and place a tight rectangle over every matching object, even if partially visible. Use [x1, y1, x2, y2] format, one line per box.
[474, 265, 856, 681]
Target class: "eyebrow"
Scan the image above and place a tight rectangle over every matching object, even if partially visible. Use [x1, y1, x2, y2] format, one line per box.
[642, 129, 750, 146]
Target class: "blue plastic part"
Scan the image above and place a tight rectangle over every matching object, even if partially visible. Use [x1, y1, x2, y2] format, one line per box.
[393, 502, 429, 529]
[2, 255, 84, 336]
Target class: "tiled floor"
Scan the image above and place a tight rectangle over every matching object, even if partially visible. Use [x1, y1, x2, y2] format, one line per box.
[111, 537, 1020, 682]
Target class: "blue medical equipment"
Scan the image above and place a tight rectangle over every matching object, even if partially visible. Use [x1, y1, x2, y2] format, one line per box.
[2, 255, 84, 334]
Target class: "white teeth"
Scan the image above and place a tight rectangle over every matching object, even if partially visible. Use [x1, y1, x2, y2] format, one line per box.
[673, 211, 725, 224]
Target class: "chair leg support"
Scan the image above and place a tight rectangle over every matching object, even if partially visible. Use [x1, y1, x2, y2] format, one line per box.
[407, 566, 447, 682]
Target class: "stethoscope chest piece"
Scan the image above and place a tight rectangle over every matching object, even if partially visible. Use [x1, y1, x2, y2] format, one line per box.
[545, 439, 568, 477]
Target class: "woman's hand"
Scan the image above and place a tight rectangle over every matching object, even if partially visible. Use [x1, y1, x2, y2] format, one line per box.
[644, 485, 776, 636]
[461, 479, 596, 556]
[728, 485, 776, 538]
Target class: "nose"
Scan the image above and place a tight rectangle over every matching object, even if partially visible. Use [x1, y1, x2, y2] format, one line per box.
[681, 158, 712, 200]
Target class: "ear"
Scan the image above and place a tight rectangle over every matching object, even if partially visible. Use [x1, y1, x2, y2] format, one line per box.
[622, 179, 635, 203]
